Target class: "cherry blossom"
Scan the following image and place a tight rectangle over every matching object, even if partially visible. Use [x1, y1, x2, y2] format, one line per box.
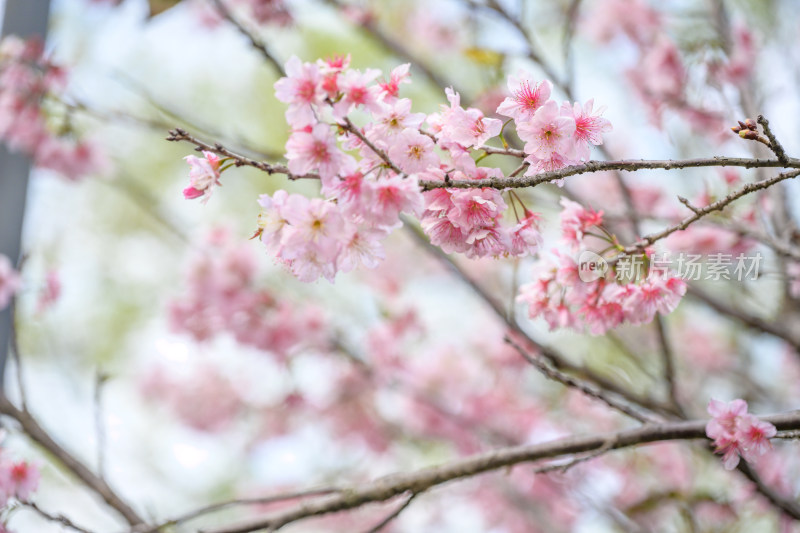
[706, 398, 777, 470]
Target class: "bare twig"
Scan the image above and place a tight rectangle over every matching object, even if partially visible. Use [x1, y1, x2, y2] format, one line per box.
[359, 492, 420, 533]
[618, 169, 800, 255]
[94, 369, 109, 480]
[757, 115, 788, 164]
[200, 411, 800, 533]
[166, 128, 313, 180]
[134, 487, 342, 533]
[22, 501, 97, 533]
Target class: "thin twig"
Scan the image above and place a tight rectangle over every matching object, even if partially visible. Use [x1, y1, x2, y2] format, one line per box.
[757, 115, 788, 164]
[165, 128, 311, 180]
[654, 318, 684, 417]
[134, 487, 342, 533]
[617, 169, 800, 255]
[94, 369, 109, 481]
[359, 492, 420, 533]
[338, 116, 403, 174]
[22, 501, 97, 533]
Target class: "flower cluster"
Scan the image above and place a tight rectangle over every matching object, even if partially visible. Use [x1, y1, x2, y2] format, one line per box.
[517, 198, 686, 334]
[496, 72, 611, 175]
[169, 230, 328, 359]
[706, 398, 776, 470]
[182, 56, 611, 282]
[0, 36, 104, 181]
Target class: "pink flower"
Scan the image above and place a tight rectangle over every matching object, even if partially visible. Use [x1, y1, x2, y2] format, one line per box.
[338, 227, 387, 272]
[496, 72, 552, 121]
[360, 174, 425, 227]
[508, 210, 543, 257]
[421, 216, 469, 254]
[257, 191, 291, 251]
[0, 255, 20, 310]
[274, 56, 324, 127]
[333, 68, 384, 118]
[518, 100, 576, 160]
[183, 151, 222, 202]
[387, 128, 439, 173]
[8, 461, 39, 501]
[378, 63, 411, 101]
[706, 398, 776, 470]
[371, 98, 426, 140]
[285, 123, 347, 183]
[447, 189, 507, 231]
[436, 88, 502, 148]
[281, 196, 345, 253]
[559, 197, 603, 249]
[561, 99, 612, 161]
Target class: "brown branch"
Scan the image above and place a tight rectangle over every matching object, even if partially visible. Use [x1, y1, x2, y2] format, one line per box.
[757, 115, 788, 165]
[338, 116, 403, 174]
[419, 156, 800, 190]
[200, 411, 800, 533]
[0, 394, 146, 527]
[166, 128, 314, 180]
[618, 168, 800, 255]
[209, 0, 285, 77]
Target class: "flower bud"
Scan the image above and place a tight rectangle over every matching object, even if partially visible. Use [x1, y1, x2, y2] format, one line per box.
[744, 118, 757, 131]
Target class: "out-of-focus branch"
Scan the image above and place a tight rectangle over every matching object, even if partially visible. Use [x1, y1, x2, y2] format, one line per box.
[322, 0, 462, 97]
[0, 395, 146, 527]
[133, 487, 343, 533]
[687, 285, 800, 352]
[200, 411, 800, 533]
[210, 0, 285, 76]
[506, 337, 658, 423]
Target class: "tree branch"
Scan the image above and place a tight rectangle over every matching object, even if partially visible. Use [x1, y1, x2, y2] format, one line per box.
[618, 168, 800, 255]
[200, 411, 800, 533]
[419, 156, 800, 190]
[0, 394, 146, 527]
